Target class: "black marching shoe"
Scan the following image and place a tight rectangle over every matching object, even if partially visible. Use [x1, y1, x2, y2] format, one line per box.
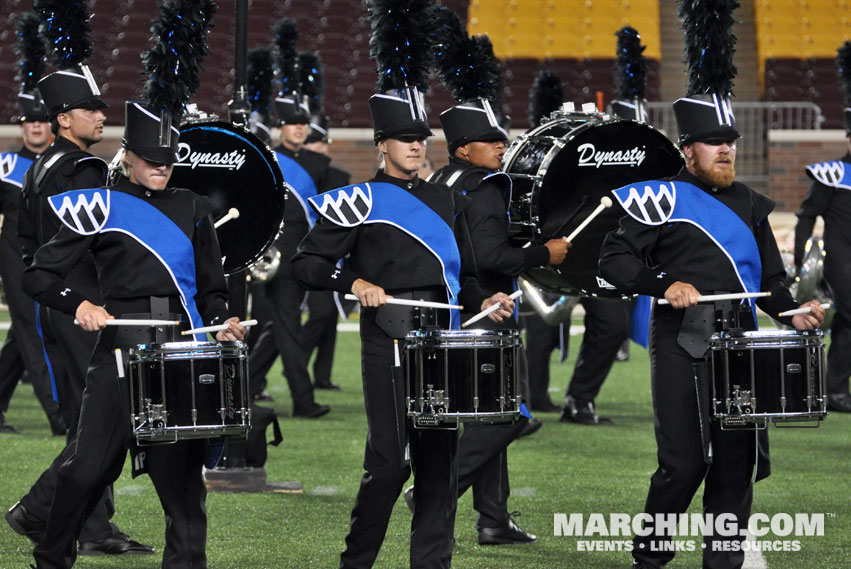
[78, 532, 155, 556]
[314, 379, 342, 391]
[478, 513, 537, 545]
[48, 413, 68, 437]
[4, 502, 45, 545]
[827, 392, 851, 413]
[253, 390, 275, 402]
[0, 411, 18, 434]
[292, 403, 331, 418]
[518, 417, 542, 438]
[559, 395, 612, 425]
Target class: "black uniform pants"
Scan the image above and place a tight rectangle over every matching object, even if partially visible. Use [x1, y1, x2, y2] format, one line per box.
[825, 265, 851, 394]
[33, 325, 207, 569]
[247, 283, 276, 397]
[340, 310, 457, 569]
[455, 419, 527, 529]
[0, 243, 59, 420]
[521, 313, 562, 409]
[632, 309, 757, 569]
[21, 307, 116, 544]
[302, 290, 340, 384]
[566, 298, 630, 402]
[258, 269, 317, 412]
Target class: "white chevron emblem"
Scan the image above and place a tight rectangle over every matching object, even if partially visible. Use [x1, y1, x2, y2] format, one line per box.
[615, 182, 676, 225]
[807, 162, 849, 190]
[49, 190, 110, 235]
[0, 154, 15, 180]
[311, 185, 373, 227]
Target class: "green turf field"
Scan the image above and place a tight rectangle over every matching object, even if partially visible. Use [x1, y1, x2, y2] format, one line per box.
[1, 323, 848, 569]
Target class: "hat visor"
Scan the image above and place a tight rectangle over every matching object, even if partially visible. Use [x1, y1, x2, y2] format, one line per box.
[375, 123, 433, 143]
[52, 96, 109, 118]
[680, 125, 741, 145]
[125, 144, 179, 166]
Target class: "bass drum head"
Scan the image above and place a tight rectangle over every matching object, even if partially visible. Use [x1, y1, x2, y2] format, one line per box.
[170, 121, 286, 276]
[504, 117, 683, 297]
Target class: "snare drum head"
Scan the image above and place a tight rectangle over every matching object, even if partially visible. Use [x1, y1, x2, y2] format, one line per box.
[503, 117, 683, 296]
[170, 121, 286, 276]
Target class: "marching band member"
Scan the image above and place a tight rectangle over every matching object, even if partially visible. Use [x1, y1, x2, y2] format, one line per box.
[598, 3, 823, 567]
[7, 3, 152, 557]
[0, 13, 62, 435]
[793, 41, 851, 414]
[291, 2, 514, 566]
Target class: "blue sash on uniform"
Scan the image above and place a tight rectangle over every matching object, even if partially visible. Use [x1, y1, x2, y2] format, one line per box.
[276, 152, 319, 227]
[310, 181, 463, 328]
[48, 188, 206, 340]
[0, 152, 34, 188]
[805, 160, 851, 191]
[613, 180, 763, 325]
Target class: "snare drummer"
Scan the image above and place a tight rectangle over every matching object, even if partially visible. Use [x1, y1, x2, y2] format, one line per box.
[291, 46, 514, 569]
[598, 8, 823, 567]
[22, 100, 245, 569]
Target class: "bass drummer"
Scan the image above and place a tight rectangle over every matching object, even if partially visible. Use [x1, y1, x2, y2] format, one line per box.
[598, 8, 823, 564]
[23, 99, 246, 569]
[413, 18, 568, 547]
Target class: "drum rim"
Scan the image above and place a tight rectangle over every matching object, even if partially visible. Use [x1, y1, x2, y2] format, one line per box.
[711, 329, 824, 341]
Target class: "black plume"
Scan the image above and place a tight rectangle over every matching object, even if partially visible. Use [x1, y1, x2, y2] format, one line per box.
[679, 0, 739, 96]
[368, 0, 433, 92]
[528, 70, 563, 126]
[33, 0, 93, 68]
[142, 0, 218, 118]
[430, 6, 502, 103]
[299, 51, 323, 112]
[614, 26, 648, 101]
[15, 13, 46, 92]
[837, 41, 851, 107]
[274, 18, 299, 96]
[248, 46, 274, 116]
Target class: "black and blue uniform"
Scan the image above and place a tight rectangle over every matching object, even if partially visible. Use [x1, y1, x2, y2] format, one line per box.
[292, 171, 487, 569]
[25, 177, 230, 569]
[600, 169, 799, 568]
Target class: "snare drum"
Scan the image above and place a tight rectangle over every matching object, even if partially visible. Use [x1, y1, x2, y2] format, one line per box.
[709, 330, 826, 428]
[128, 341, 251, 443]
[405, 329, 520, 428]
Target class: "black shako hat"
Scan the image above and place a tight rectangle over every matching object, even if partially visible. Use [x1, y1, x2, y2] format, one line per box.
[306, 113, 329, 144]
[274, 94, 310, 125]
[673, 0, 741, 146]
[439, 99, 507, 152]
[368, 87, 433, 142]
[611, 99, 648, 122]
[837, 41, 851, 134]
[18, 89, 48, 123]
[122, 101, 180, 165]
[38, 64, 107, 120]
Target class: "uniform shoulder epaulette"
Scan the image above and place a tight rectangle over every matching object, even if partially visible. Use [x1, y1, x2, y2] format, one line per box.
[47, 188, 110, 235]
[308, 183, 373, 227]
[805, 160, 851, 190]
[612, 180, 676, 225]
[25, 150, 107, 195]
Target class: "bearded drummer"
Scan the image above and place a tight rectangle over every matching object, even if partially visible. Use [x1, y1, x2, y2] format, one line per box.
[598, 3, 823, 567]
[290, 4, 513, 566]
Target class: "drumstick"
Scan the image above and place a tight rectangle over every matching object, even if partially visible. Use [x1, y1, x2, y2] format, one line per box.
[778, 303, 831, 318]
[564, 196, 613, 242]
[461, 290, 523, 329]
[657, 291, 771, 305]
[343, 294, 462, 311]
[181, 319, 258, 336]
[73, 318, 181, 326]
[214, 207, 240, 229]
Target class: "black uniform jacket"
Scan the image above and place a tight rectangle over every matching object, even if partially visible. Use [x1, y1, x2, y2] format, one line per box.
[18, 136, 106, 302]
[794, 152, 851, 269]
[275, 144, 331, 263]
[0, 146, 38, 254]
[599, 168, 798, 323]
[22, 178, 229, 326]
[291, 171, 486, 313]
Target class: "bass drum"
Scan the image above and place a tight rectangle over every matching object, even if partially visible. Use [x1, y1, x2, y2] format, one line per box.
[170, 121, 286, 276]
[503, 114, 683, 297]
